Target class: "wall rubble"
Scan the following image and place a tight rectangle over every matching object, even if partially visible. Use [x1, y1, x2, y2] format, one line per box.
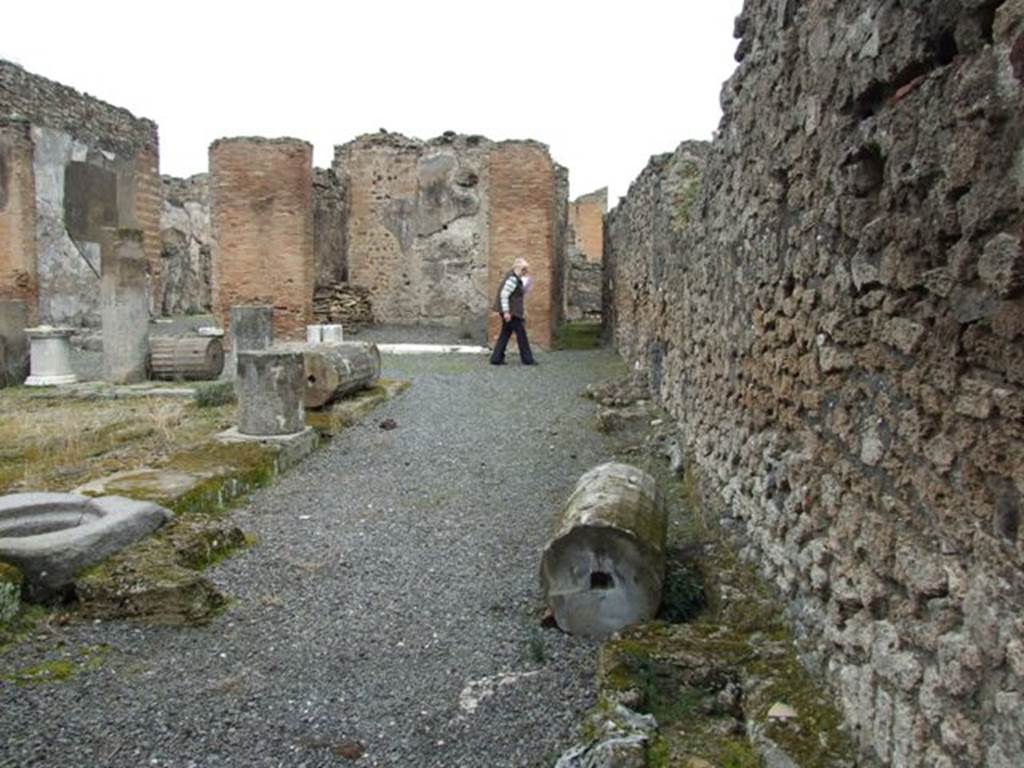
[605, 2, 1024, 766]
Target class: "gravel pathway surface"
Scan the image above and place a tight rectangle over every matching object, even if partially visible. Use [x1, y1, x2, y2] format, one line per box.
[1, 345, 627, 768]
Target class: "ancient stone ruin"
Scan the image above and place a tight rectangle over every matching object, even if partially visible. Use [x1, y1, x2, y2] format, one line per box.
[605, 2, 1024, 766]
[1, 1, 1022, 765]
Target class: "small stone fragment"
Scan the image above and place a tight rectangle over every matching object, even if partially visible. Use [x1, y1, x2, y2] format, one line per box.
[767, 702, 799, 721]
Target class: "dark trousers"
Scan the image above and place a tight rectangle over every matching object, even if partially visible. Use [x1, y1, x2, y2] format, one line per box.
[490, 316, 535, 364]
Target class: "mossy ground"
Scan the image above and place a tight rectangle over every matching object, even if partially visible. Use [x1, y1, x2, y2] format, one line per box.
[555, 321, 604, 350]
[3, 643, 110, 686]
[575, 390, 857, 767]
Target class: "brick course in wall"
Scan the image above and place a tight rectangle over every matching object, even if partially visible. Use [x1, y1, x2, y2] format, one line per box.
[488, 141, 560, 349]
[605, 3, 1024, 766]
[210, 138, 314, 342]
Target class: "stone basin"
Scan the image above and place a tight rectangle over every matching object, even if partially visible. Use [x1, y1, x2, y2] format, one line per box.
[0, 492, 172, 597]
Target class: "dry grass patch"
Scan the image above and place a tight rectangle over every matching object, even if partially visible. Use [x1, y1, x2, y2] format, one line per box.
[0, 389, 234, 493]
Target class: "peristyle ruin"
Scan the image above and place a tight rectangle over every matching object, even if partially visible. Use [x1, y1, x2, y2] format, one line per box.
[1, 1, 1023, 766]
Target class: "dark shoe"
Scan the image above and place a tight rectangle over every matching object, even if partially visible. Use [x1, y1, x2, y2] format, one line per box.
[490, 360, 506, 366]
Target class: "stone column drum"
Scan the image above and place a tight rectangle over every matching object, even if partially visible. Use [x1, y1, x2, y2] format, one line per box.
[101, 229, 150, 384]
[25, 327, 77, 386]
[235, 349, 304, 436]
[228, 304, 273, 377]
[0, 298, 30, 386]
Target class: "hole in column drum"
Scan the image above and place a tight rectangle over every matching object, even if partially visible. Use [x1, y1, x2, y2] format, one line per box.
[590, 571, 614, 590]
[307, 375, 316, 384]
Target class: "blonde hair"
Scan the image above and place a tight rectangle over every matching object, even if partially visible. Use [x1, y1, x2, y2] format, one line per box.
[513, 257, 529, 273]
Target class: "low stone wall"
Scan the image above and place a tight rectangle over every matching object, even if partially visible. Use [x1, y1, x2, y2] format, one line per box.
[605, 2, 1024, 766]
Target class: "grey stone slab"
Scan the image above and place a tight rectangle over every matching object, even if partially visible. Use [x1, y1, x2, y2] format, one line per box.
[0, 492, 171, 597]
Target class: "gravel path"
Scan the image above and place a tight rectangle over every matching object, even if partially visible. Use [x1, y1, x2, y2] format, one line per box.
[1, 346, 626, 768]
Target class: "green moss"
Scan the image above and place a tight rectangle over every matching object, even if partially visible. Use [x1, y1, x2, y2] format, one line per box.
[555, 322, 603, 350]
[718, 738, 760, 768]
[0, 604, 48, 653]
[0, 561, 22, 588]
[5, 645, 109, 686]
[645, 735, 672, 767]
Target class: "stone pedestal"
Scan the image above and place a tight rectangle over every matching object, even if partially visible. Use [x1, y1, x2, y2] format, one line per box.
[229, 305, 273, 377]
[235, 349, 304, 436]
[306, 324, 344, 345]
[0, 299, 30, 387]
[101, 229, 150, 384]
[25, 327, 77, 386]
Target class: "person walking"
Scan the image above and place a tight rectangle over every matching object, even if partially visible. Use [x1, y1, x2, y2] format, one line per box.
[490, 257, 536, 366]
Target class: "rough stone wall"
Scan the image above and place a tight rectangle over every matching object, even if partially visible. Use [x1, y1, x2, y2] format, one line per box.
[569, 187, 607, 264]
[0, 119, 37, 313]
[566, 251, 602, 321]
[313, 167, 347, 290]
[606, 2, 1024, 766]
[334, 132, 493, 335]
[488, 141, 560, 349]
[0, 60, 161, 326]
[160, 173, 211, 315]
[210, 138, 314, 341]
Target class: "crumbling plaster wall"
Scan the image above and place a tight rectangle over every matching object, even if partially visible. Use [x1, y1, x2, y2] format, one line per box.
[160, 173, 211, 316]
[334, 132, 493, 334]
[605, 2, 1024, 766]
[0, 60, 161, 327]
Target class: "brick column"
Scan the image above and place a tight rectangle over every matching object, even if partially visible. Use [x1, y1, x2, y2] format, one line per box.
[210, 137, 314, 341]
[0, 119, 37, 315]
[488, 142, 558, 349]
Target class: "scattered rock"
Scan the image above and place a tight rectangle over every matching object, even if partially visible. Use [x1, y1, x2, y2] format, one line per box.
[379, 418, 398, 430]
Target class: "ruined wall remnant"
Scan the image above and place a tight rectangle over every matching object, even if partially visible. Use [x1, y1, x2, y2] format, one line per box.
[0, 60, 161, 327]
[313, 167, 347, 290]
[210, 137, 314, 342]
[336, 132, 566, 344]
[606, 3, 1024, 766]
[569, 187, 607, 264]
[334, 132, 493, 334]
[160, 173, 211, 316]
[488, 141, 563, 349]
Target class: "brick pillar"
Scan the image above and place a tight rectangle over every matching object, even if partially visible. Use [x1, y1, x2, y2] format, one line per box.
[0, 119, 37, 315]
[488, 142, 558, 349]
[210, 137, 314, 341]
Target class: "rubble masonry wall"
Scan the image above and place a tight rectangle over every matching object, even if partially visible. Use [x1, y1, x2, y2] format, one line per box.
[605, 2, 1024, 766]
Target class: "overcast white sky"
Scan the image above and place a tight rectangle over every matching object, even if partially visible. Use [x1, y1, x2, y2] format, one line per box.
[4, 1, 743, 203]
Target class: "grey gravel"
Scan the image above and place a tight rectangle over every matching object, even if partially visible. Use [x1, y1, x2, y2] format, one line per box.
[0, 345, 627, 768]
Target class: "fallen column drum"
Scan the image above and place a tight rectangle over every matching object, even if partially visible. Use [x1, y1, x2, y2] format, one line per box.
[149, 336, 225, 381]
[540, 462, 668, 638]
[301, 341, 381, 409]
